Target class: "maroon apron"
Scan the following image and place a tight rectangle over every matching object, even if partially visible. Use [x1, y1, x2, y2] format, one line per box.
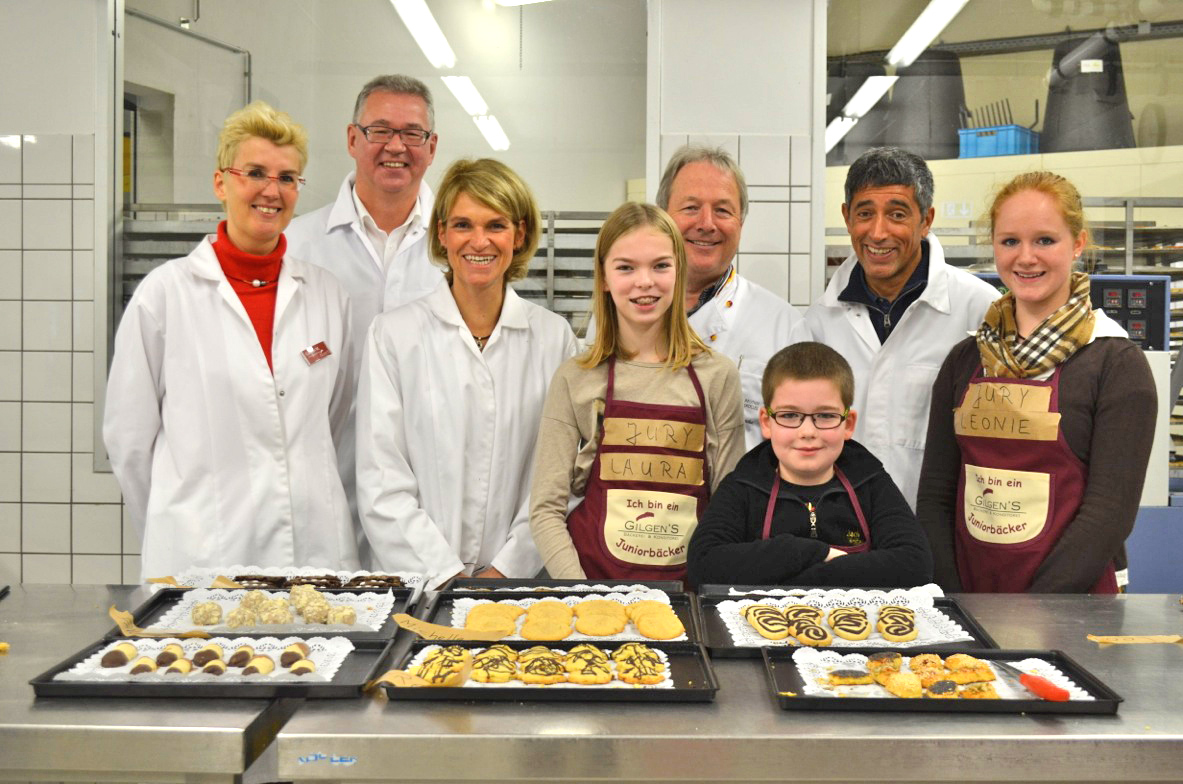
[761, 468, 871, 553]
[953, 366, 1116, 593]
[567, 357, 711, 580]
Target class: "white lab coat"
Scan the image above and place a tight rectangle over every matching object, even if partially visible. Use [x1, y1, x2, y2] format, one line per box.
[357, 280, 578, 590]
[285, 172, 442, 566]
[585, 271, 810, 449]
[103, 237, 358, 580]
[805, 235, 999, 510]
[687, 272, 812, 448]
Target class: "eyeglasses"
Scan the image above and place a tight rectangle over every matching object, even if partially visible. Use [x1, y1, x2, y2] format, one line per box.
[353, 123, 434, 146]
[222, 167, 305, 191]
[765, 409, 850, 429]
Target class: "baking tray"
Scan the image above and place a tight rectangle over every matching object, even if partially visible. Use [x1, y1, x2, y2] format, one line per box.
[424, 588, 703, 644]
[697, 587, 997, 657]
[30, 638, 396, 699]
[110, 587, 414, 643]
[762, 647, 1122, 714]
[440, 577, 684, 592]
[383, 639, 717, 702]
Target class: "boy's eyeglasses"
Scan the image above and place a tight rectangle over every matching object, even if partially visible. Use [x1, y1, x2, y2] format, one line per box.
[353, 123, 434, 146]
[222, 167, 305, 191]
[765, 408, 850, 429]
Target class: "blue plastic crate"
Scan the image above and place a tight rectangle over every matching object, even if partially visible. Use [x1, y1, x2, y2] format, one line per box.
[958, 125, 1040, 158]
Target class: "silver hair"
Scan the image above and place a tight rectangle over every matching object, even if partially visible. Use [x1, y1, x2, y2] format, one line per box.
[656, 145, 748, 221]
[352, 74, 435, 130]
[844, 146, 934, 214]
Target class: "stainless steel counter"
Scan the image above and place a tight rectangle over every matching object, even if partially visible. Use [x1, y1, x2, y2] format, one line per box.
[0, 585, 288, 784]
[275, 593, 1183, 784]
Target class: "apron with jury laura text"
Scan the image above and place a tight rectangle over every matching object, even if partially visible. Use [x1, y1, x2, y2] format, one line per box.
[953, 366, 1116, 593]
[567, 357, 711, 580]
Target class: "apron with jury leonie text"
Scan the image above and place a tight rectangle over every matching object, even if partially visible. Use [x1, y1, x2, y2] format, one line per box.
[953, 366, 1116, 593]
[566, 357, 711, 580]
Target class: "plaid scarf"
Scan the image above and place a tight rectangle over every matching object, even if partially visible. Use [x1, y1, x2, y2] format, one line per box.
[976, 271, 1095, 379]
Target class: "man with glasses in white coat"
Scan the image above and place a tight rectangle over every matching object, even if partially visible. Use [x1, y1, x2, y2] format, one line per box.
[286, 75, 442, 563]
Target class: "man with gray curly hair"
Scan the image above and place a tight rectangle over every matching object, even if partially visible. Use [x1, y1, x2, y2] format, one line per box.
[806, 146, 997, 511]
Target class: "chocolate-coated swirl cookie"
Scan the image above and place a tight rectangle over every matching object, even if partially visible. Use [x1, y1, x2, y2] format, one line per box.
[830, 613, 870, 640]
[746, 605, 792, 640]
[880, 617, 918, 642]
[791, 620, 833, 646]
[783, 604, 823, 623]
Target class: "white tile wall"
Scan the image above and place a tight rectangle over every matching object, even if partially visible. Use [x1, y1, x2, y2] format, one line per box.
[1, 132, 125, 585]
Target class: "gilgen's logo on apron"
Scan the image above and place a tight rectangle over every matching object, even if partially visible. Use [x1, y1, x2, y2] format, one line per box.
[962, 464, 1049, 544]
[604, 489, 699, 566]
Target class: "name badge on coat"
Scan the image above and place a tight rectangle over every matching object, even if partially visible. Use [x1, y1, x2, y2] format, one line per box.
[302, 341, 332, 366]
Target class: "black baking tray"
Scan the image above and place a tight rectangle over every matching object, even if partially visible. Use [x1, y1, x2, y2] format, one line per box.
[382, 639, 718, 702]
[762, 647, 1122, 714]
[696, 586, 997, 657]
[440, 577, 684, 592]
[424, 588, 704, 644]
[30, 638, 396, 699]
[109, 587, 415, 643]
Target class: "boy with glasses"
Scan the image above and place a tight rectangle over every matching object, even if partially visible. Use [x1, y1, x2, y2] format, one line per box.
[686, 342, 932, 589]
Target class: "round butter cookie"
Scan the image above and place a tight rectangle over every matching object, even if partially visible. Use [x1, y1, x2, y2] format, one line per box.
[575, 612, 626, 636]
[520, 617, 573, 641]
[636, 610, 685, 640]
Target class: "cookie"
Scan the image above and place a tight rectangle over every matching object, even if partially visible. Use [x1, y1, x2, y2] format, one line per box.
[783, 604, 824, 624]
[943, 666, 996, 685]
[242, 654, 275, 676]
[226, 607, 257, 628]
[227, 645, 254, 668]
[827, 668, 874, 686]
[883, 671, 922, 698]
[467, 603, 526, 625]
[290, 658, 316, 676]
[165, 658, 193, 675]
[190, 601, 223, 626]
[575, 612, 626, 636]
[155, 643, 185, 667]
[520, 617, 572, 641]
[924, 679, 959, 698]
[612, 642, 666, 672]
[563, 644, 609, 672]
[203, 659, 228, 676]
[625, 600, 671, 623]
[913, 667, 952, 689]
[828, 610, 870, 641]
[879, 614, 918, 642]
[518, 654, 567, 684]
[327, 605, 357, 625]
[129, 656, 157, 674]
[192, 643, 223, 667]
[240, 589, 270, 610]
[566, 656, 613, 684]
[471, 648, 517, 683]
[636, 610, 685, 640]
[865, 651, 902, 674]
[615, 644, 666, 685]
[743, 604, 792, 640]
[945, 653, 984, 671]
[101, 642, 137, 668]
[909, 653, 944, 671]
[281, 642, 311, 667]
[574, 599, 627, 621]
[526, 600, 574, 621]
[789, 620, 833, 647]
[519, 645, 557, 661]
[960, 681, 1000, 699]
[415, 646, 472, 686]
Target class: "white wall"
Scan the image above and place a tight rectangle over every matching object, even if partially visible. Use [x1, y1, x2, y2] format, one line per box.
[0, 0, 130, 586]
[648, 0, 826, 306]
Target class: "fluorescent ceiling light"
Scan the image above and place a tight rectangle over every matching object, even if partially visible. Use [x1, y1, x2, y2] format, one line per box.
[886, 0, 971, 68]
[842, 75, 898, 119]
[825, 117, 859, 153]
[391, 0, 456, 69]
[473, 115, 510, 151]
[441, 76, 489, 116]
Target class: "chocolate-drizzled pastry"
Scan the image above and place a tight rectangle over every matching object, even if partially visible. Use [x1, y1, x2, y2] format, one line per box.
[202, 659, 228, 676]
[286, 574, 342, 589]
[281, 642, 311, 667]
[242, 654, 275, 676]
[783, 604, 824, 624]
[193, 643, 223, 667]
[611, 642, 665, 671]
[344, 574, 404, 589]
[101, 642, 137, 668]
[233, 574, 285, 589]
[227, 645, 254, 668]
[567, 655, 612, 684]
[165, 658, 193, 675]
[289, 658, 316, 676]
[925, 679, 959, 698]
[743, 604, 792, 640]
[415, 646, 471, 685]
[129, 656, 157, 674]
[155, 643, 185, 667]
[519, 653, 567, 684]
[471, 648, 517, 683]
[615, 644, 665, 684]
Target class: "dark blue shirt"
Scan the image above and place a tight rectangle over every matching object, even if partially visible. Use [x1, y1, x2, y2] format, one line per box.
[838, 240, 930, 343]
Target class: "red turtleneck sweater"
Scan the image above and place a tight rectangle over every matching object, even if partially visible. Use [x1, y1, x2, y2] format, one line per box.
[211, 221, 284, 372]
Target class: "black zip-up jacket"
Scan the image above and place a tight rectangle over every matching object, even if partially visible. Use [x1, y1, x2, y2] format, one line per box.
[686, 439, 933, 589]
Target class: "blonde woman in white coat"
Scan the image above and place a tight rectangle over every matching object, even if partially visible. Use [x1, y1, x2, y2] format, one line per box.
[104, 102, 358, 580]
[357, 159, 577, 590]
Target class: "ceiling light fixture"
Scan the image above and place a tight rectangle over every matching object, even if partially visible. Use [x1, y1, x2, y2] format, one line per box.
[441, 76, 489, 116]
[842, 75, 898, 119]
[473, 115, 510, 151]
[391, 0, 456, 69]
[824, 117, 859, 153]
[886, 0, 971, 68]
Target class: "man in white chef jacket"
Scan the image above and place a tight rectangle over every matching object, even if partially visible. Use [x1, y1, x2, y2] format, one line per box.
[806, 146, 999, 511]
[286, 74, 442, 564]
[587, 145, 811, 448]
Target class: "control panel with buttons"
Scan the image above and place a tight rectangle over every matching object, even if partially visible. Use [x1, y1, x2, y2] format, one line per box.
[976, 274, 1169, 351]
